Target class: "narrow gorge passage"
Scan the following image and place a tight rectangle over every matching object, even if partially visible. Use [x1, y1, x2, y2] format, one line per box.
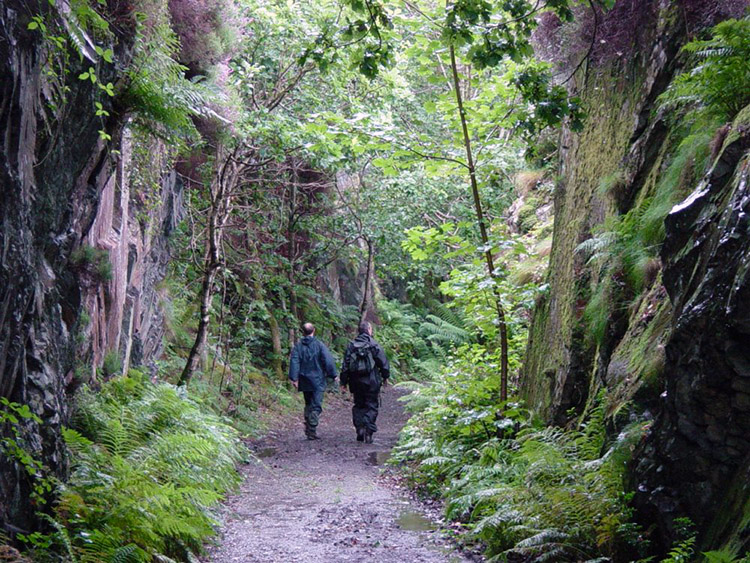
[204, 388, 474, 563]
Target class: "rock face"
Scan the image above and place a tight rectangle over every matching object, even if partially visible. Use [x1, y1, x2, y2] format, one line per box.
[522, 3, 684, 424]
[0, 3, 178, 531]
[80, 132, 183, 379]
[633, 112, 750, 551]
[522, 1, 750, 554]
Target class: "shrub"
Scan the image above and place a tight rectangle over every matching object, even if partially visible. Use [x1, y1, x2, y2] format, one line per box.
[101, 350, 121, 378]
[375, 299, 435, 380]
[70, 245, 112, 283]
[662, 17, 750, 121]
[394, 377, 647, 561]
[52, 374, 245, 562]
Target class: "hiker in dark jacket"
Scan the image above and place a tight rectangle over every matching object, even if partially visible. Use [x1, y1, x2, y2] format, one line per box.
[340, 321, 390, 443]
[288, 322, 338, 440]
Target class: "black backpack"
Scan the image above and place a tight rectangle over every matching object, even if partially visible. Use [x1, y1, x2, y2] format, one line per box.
[346, 341, 375, 377]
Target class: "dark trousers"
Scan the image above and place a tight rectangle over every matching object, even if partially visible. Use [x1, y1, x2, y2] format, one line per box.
[352, 387, 380, 433]
[303, 390, 324, 435]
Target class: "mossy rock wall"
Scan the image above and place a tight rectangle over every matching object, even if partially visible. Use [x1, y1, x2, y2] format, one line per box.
[521, 4, 684, 424]
[522, 4, 750, 554]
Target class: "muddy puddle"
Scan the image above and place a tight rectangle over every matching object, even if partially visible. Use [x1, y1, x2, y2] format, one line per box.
[367, 451, 391, 465]
[254, 446, 278, 458]
[397, 509, 436, 531]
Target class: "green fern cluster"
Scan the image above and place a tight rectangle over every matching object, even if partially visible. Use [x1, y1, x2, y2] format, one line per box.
[376, 299, 471, 379]
[660, 17, 750, 121]
[394, 382, 646, 562]
[122, 4, 224, 138]
[702, 550, 750, 563]
[392, 344, 514, 493]
[419, 314, 471, 347]
[52, 373, 244, 562]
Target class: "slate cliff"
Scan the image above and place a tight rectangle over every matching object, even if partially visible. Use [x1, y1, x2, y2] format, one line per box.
[522, 1, 750, 554]
[0, 2, 179, 530]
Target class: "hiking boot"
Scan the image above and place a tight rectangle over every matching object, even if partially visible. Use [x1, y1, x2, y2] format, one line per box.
[356, 428, 365, 442]
[364, 431, 373, 444]
[305, 424, 319, 440]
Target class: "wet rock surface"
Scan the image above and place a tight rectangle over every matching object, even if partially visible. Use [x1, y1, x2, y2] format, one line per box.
[0, 0, 136, 529]
[633, 112, 750, 551]
[204, 388, 475, 563]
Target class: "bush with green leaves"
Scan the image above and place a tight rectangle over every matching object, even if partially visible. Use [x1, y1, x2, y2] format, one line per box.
[48, 372, 245, 562]
[394, 381, 648, 562]
[662, 17, 750, 121]
[374, 298, 473, 380]
[392, 344, 516, 498]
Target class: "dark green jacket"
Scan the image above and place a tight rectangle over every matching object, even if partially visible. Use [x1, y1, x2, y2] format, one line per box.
[340, 333, 390, 389]
[288, 336, 337, 392]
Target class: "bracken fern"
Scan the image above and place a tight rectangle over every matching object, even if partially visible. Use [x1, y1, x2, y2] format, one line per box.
[56, 374, 244, 562]
[395, 381, 646, 562]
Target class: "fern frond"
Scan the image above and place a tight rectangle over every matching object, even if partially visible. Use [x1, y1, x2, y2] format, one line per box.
[38, 513, 78, 563]
[111, 544, 148, 563]
[473, 505, 525, 534]
[419, 315, 470, 345]
[426, 299, 469, 330]
[61, 377, 244, 562]
[515, 528, 570, 548]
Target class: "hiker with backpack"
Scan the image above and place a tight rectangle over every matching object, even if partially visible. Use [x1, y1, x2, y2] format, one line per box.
[288, 322, 338, 440]
[340, 321, 390, 443]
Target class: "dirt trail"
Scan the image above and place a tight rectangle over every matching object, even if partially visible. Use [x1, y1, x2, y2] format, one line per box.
[204, 387, 475, 563]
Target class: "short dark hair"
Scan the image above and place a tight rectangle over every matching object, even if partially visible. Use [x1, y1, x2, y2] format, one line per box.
[358, 321, 371, 335]
[302, 323, 315, 336]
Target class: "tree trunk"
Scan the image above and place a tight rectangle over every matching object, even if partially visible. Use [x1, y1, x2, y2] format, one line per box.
[268, 310, 284, 380]
[180, 259, 219, 386]
[359, 237, 374, 324]
[287, 163, 299, 344]
[254, 280, 284, 380]
[179, 147, 240, 387]
[449, 45, 510, 401]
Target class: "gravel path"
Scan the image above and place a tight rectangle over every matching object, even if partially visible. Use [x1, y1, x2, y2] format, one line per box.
[204, 386, 475, 563]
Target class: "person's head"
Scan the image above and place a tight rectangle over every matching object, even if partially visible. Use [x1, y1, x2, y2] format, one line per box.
[358, 321, 372, 336]
[302, 322, 315, 336]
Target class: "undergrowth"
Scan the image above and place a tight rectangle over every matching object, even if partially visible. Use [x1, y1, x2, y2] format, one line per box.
[32, 371, 245, 562]
[376, 298, 473, 381]
[393, 378, 649, 562]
